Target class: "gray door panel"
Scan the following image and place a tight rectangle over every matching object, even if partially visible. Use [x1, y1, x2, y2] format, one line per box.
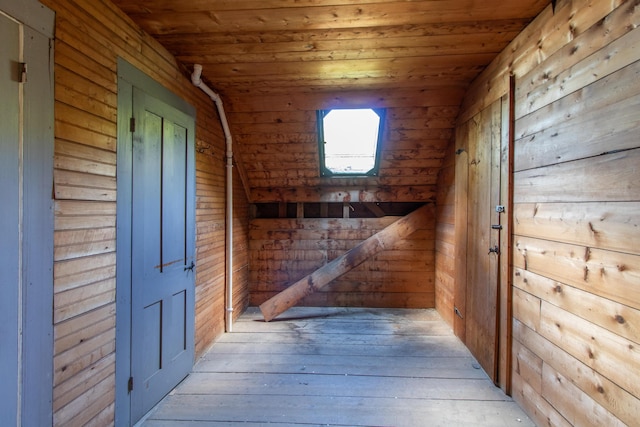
[0, 14, 21, 425]
[130, 88, 195, 423]
[0, 11, 54, 424]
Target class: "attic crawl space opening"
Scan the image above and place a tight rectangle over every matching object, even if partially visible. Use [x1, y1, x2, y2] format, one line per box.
[317, 108, 385, 176]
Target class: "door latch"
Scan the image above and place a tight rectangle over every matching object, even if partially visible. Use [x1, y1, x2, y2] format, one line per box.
[488, 245, 500, 254]
[454, 306, 464, 319]
[495, 205, 505, 213]
[453, 305, 464, 319]
[184, 261, 195, 272]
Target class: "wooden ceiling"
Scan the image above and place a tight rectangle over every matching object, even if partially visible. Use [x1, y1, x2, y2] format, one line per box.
[115, 0, 551, 204]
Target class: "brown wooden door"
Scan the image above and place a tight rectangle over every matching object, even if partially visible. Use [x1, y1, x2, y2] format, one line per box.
[464, 100, 502, 382]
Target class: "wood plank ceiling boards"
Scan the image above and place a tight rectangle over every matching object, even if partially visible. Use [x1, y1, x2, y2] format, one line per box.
[112, 0, 551, 204]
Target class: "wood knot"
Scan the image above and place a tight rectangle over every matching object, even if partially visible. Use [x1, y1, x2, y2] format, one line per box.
[554, 285, 562, 293]
[588, 349, 595, 359]
[597, 385, 605, 394]
[615, 315, 625, 324]
[569, 24, 577, 38]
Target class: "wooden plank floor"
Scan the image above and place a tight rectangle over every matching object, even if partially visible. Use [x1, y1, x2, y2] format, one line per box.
[140, 307, 535, 427]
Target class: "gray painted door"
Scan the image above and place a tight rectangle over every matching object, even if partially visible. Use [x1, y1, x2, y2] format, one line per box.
[0, 13, 20, 424]
[130, 88, 196, 423]
[0, 6, 54, 423]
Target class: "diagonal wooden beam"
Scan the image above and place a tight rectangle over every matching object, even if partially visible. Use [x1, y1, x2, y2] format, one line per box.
[363, 202, 386, 218]
[259, 203, 433, 321]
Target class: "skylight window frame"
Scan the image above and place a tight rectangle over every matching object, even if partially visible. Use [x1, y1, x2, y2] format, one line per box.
[317, 108, 386, 177]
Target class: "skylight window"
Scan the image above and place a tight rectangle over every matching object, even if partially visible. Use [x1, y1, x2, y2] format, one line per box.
[317, 108, 385, 176]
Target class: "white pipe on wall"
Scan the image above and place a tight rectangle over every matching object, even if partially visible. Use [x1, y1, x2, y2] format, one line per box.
[191, 64, 235, 333]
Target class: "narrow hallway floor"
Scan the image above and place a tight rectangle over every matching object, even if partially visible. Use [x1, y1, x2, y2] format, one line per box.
[140, 307, 534, 427]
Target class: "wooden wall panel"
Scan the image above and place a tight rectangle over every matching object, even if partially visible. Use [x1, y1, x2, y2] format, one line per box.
[249, 212, 436, 309]
[228, 105, 457, 204]
[455, 0, 640, 424]
[232, 164, 251, 318]
[39, 0, 250, 424]
[514, 201, 640, 256]
[458, 0, 627, 124]
[435, 143, 456, 327]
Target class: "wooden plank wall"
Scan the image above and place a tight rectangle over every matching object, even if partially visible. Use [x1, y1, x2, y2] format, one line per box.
[227, 105, 458, 204]
[434, 144, 456, 327]
[40, 0, 250, 424]
[448, 0, 639, 425]
[232, 165, 251, 313]
[249, 210, 436, 308]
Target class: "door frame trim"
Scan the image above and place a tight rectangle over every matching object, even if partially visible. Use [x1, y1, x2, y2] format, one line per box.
[0, 0, 53, 38]
[115, 58, 196, 425]
[0, 2, 54, 425]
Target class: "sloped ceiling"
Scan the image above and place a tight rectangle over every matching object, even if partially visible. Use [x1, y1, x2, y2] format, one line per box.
[114, 0, 551, 203]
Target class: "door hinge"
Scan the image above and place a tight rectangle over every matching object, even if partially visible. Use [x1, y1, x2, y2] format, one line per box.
[130, 117, 136, 133]
[19, 63, 27, 83]
[128, 376, 134, 392]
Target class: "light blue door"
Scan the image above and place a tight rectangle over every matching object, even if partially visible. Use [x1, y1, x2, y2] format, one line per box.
[130, 88, 196, 423]
[0, 5, 54, 423]
[0, 13, 21, 424]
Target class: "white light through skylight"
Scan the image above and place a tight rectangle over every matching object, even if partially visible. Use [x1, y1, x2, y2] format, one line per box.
[322, 108, 381, 175]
